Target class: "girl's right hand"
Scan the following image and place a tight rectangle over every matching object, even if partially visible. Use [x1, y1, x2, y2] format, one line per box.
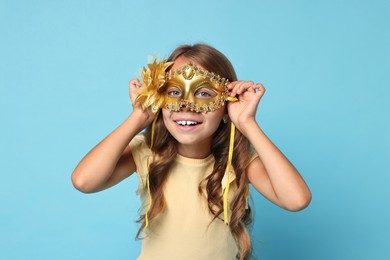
[128, 78, 155, 129]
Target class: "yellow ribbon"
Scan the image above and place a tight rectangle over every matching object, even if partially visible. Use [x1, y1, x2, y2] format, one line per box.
[150, 110, 160, 150]
[223, 122, 235, 224]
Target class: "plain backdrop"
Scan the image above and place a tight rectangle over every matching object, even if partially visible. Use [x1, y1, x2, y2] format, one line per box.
[1, 0, 389, 259]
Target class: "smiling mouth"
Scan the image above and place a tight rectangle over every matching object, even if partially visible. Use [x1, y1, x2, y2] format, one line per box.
[176, 120, 200, 126]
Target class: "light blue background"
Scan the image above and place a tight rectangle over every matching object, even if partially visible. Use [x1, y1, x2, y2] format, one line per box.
[1, 0, 389, 259]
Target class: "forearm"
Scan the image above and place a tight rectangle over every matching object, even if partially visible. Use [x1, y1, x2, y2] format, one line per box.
[71, 112, 146, 193]
[243, 119, 312, 210]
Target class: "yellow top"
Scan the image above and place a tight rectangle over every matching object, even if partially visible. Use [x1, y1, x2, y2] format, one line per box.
[129, 135, 239, 260]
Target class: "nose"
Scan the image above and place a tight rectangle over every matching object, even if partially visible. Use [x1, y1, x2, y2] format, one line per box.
[180, 90, 195, 112]
[179, 103, 190, 112]
[182, 89, 195, 103]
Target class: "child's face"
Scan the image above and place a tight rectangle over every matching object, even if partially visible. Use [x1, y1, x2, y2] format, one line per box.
[162, 57, 226, 157]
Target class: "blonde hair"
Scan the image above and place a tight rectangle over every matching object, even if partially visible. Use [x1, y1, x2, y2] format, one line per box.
[137, 43, 253, 259]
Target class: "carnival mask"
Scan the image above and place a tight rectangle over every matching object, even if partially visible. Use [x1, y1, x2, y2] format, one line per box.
[136, 59, 236, 113]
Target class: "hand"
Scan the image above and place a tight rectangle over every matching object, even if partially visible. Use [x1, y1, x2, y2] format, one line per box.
[128, 78, 155, 128]
[227, 80, 265, 134]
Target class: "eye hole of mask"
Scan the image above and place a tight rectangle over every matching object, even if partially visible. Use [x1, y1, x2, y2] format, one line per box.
[165, 86, 218, 99]
[194, 87, 217, 99]
[166, 86, 182, 98]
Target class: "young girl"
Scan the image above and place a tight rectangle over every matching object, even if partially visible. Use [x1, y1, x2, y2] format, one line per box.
[71, 43, 311, 260]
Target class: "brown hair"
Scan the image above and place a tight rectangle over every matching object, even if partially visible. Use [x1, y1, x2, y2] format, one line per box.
[137, 43, 253, 259]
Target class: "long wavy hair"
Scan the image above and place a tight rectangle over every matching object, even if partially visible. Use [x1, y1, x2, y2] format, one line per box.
[136, 43, 253, 260]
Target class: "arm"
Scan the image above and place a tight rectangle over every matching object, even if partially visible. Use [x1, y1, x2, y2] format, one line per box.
[228, 81, 311, 211]
[71, 79, 154, 193]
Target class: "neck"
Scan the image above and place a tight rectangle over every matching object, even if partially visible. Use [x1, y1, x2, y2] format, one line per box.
[177, 142, 212, 159]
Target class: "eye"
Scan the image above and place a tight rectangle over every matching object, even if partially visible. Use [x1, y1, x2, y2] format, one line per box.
[166, 87, 182, 98]
[198, 91, 211, 97]
[195, 88, 216, 99]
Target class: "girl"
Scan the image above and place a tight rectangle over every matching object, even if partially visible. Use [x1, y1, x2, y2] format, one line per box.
[72, 43, 311, 260]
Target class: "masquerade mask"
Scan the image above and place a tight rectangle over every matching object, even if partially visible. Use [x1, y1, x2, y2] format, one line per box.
[164, 62, 233, 113]
[136, 59, 237, 113]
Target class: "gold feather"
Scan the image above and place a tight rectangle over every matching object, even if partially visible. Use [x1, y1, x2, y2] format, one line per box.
[135, 59, 174, 113]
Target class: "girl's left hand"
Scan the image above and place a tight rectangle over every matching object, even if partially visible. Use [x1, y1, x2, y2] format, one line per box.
[227, 80, 265, 134]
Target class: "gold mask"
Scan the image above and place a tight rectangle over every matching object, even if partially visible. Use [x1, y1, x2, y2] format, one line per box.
[164, 62, 233, 113]
[136, 59, 237, 114]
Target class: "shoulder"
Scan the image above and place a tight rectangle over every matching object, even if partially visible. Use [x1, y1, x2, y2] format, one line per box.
[129, 134, 153, 162]
[129, 134, 152, 168]
[129, 134, 147, 149]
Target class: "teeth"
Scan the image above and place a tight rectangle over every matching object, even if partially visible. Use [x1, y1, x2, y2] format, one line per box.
[177, 120, 198, 126]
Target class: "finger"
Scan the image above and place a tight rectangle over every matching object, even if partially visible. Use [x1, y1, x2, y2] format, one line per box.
[253, 83, 266, 98]
[234, 81, 246, 94]
[254, 83, 265, 92]
[227, 81, 238, 97]
[129, 79, 142, 102]
[227, 81, 239, 90]
[228, 80, 246, 97]
[129, 83, 137, 95]
[237, 81, 255, 94]
[233, 81, 255, 96]
[129, 78, 142, 88]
